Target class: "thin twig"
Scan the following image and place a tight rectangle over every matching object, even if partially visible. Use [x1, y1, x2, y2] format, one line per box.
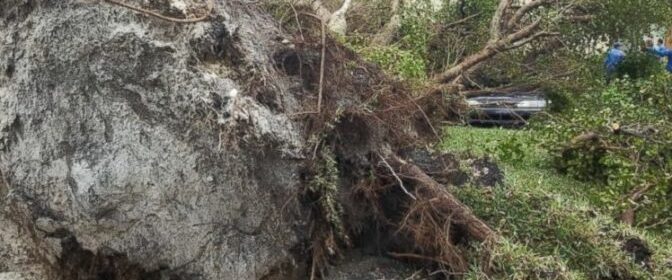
[295, 11, 327, 114]
[642, 217, 672, 229]
[103, 0, 214, 23]
[312, 139, 322, 160]
[289, 2, 306, 42]
[404, 270, 423, 280]
[286, 111, 319, 119]
[378, 155, 417, 200]
[443, 12, 481, 29]
[317, 16, 326, 113]
[404, 92, 439, 139]
[278, 193, 298, 230]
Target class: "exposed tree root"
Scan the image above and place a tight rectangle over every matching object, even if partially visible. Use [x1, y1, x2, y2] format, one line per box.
[357, 153, 498, 276]
[272, 10, 497, 278]
[103, 0, 214, 23]
[386, 154, 496, 242]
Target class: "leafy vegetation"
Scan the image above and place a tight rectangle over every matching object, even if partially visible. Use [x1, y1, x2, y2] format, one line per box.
[441, 127, 672, 279]
[347, 42, 428, 82]
[615, 51, 666, 80]
[537, 75, 672, 234]
[309, 147, 346, 240]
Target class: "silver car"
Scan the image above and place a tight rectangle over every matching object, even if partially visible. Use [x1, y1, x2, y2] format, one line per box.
[466, 92, 548, 125]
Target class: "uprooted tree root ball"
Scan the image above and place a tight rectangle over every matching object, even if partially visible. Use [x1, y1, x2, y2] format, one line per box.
[5, 1, 672, 279]
[276, 10, 497, 278]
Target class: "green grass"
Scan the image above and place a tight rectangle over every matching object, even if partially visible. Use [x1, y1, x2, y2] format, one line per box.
[440, 126, 672, 279]
[439, 126, 606, 206]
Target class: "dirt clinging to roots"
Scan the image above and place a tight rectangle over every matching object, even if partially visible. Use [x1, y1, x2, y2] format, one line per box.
[0, 1, 491, 279]
[275, 11, 497, 278]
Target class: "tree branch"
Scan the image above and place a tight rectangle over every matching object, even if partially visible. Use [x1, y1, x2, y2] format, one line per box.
[435, 13, 553, 84]
[504, 31, 560, 51]
[372, 0, 402, 45]
[507, 0, 553, 29]
[295, 0, 351, 35]
[328, 0, 352, 35]
[444, 12, 482, 30]
[296, 0, 332, 21]
[489, 0, 513, 43]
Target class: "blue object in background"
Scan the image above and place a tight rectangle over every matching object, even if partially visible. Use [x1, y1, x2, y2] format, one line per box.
[604, 43, 626, 75]
[650, 46, 672, 73]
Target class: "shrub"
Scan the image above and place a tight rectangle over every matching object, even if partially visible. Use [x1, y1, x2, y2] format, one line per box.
[537, 75, 672, 234]
[357, 45, 427, 81]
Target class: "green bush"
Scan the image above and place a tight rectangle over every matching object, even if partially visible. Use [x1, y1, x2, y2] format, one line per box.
[357, 45, 427, 81]
[398, 1, 435, 59]
[537, 75, 672, 234]
[544, 89, 573, 113]
[441, 127, 672, 279]
[616, 52, 664, 80]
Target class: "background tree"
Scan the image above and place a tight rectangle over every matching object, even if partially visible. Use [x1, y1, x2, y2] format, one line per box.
[300, 0, 670, 89]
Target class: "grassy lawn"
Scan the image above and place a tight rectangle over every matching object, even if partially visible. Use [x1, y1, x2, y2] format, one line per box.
[438, 126, 600, 200]
[439, 126, 672, 279]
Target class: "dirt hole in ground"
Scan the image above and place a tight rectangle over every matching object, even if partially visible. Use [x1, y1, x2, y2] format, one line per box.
[470, 157, 504, 188]
[274, 49, 303, 76]
[622, 237, 652, 268]
[273, 48, 319, 91]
